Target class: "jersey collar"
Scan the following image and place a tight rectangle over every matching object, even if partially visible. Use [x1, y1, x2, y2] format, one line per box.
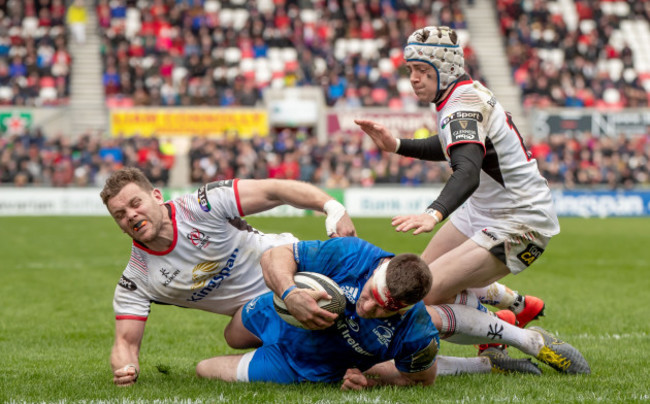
[435, 74, 473, 111]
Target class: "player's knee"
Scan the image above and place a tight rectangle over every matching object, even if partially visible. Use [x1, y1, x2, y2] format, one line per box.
[423, 286, 455, 306]
[224, 323, 255, 349]
[223, 324, 238, 349]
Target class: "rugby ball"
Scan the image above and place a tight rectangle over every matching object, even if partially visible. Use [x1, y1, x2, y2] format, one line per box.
[273, 272, 346, 329]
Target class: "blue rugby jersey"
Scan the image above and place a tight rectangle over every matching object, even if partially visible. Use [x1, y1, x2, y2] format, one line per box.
[244, 237, 439, 382]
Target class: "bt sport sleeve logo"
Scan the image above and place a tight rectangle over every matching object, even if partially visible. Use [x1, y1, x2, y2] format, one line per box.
[442, 111, 483, 143]
[197, 180, 234, 212]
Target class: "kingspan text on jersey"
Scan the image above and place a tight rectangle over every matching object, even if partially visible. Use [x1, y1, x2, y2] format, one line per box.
[187, 249, 239, 302]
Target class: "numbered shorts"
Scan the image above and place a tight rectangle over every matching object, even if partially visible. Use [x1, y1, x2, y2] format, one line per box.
[449, 203, 554, 274]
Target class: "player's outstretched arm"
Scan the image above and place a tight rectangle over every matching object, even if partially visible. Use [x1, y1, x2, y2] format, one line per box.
[260, 245, 338, 329]
[111, 319, 145, 386]
[354, 119, 398, 153]
[237, 179, 356, 237]
[341, 361, 437, 390]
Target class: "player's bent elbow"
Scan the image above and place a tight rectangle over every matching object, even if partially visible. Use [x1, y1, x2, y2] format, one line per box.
[419, 376, 436, 387]
[196, 359, 211, 379]
[406, 364, 437, 387]
[409, 374, 436, 388]
[260, 249, 273, 268]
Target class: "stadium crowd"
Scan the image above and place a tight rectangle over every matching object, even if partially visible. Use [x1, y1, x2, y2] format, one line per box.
[187, 129, 452, 188]
[98, 0, 485, 109]
[0, 128, 173, 187]
[3, 0, 650, 111]
[531, 131, 650, 189]
[2, 127, 649, 191]
[497, 0, 650, 109]
[1, 0, 650, 191]
[0, 0, 71, 106]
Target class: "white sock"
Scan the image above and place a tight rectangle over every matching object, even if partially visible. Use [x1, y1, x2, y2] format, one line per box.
[468, 282, 518, 310]
[454, 290, 489, 313]
[435, 355, 491, 375]
[432, 304, 544, 356]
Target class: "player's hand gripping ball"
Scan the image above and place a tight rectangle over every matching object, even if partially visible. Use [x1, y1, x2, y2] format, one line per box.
[273, 272, 346, 329]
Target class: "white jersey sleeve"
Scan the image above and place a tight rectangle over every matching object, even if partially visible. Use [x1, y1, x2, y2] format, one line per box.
[438, 81, 491, 155]
[113, 246, 155, 320]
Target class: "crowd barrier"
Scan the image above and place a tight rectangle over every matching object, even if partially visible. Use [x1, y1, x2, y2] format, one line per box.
[1, 187, 649, 218]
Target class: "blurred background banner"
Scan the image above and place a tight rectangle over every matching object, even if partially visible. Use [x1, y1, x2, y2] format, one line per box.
[552, 189, 650, 218]
[327, 109, 437, 138]
[0, 111, 33, 134]
[109, 108, 269, 138]
[3, 187, 650, 218]
[0, 188, 106, 216]
[343, 187, 444, 217]
[532, 108, 650, 138]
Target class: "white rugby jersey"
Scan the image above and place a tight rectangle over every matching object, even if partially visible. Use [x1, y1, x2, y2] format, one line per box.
[113, 179, 298, 320]
[436, 79, 560, 236]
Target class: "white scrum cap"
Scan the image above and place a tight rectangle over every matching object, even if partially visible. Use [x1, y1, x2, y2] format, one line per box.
[404, 26, 465, 92]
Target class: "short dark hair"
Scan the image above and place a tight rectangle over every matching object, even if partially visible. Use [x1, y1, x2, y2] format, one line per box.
[385, 253, 432, 305]
[100, 167, 154, 205]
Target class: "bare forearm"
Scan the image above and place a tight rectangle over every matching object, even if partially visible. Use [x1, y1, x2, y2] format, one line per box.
[111, 340, 141, 386]
[112, 319, 145, 385]
[364, 362, 436, 387]
[239, 179, 331, 214]
[111, 342, 139, 371]
[261, 245, 298, 297]
[271, 180, 331, 210]
[363, 362, 414, 387]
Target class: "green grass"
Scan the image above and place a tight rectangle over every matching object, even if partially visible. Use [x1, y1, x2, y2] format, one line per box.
[0, 216, 649, 403]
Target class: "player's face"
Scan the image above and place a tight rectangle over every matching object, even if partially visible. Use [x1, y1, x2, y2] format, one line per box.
[356, 276, 399, 319]
[406, 61, 439, 102]
[106, 182, 165, 243]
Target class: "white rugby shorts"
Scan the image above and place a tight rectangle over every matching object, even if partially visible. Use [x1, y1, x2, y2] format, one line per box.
[449, 202, 554, 274]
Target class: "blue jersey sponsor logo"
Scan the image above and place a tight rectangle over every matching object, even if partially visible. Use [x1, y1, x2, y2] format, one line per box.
[342, 285, 359, 303]
[372, 325, 394, 347]
[336, 318, 373, 356]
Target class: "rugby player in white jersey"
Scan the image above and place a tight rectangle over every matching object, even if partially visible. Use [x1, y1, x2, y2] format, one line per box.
[100, 167, 356, 386]
[355, 26, 559, 343]
[103, 167, 588, 387]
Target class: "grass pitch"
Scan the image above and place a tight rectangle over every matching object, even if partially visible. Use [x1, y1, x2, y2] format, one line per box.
[0, 216, 648, 403]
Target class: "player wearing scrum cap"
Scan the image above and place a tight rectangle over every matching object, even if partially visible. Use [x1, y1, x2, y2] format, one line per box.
[100, 167, 356, 386]
[354, 26, 558, 342]
[196, 237, 588, 389]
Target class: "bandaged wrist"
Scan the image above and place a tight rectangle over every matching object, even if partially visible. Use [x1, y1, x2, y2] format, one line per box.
[425, 208, 441, 224]
[324, 199, 346, 236]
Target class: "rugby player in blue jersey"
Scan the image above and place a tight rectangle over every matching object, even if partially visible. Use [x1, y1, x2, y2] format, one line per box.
[196, 237, 589, 389]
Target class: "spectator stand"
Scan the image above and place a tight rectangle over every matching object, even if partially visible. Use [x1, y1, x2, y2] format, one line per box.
[0, 0, 70, 107]
[496, 0, 650, 109]
[97, 0, 484, 110]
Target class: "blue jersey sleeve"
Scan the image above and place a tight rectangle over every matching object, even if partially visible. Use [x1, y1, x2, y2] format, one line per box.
[392, 304, 440, 373]
[293, 237, 393, 284]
